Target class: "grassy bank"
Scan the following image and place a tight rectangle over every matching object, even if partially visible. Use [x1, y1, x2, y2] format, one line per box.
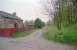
[43, 25, 58, 40]
[11, 32, 31, 38]
[43, 24, 77, 45]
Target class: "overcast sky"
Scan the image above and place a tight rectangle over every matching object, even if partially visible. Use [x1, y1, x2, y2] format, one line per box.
[0, 0, 50, 22]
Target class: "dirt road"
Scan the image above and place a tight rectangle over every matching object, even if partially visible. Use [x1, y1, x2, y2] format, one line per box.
[0, 29, 77, 50]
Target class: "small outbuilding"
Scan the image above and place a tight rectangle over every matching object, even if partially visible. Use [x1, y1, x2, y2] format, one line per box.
[0, 11, 24, 37]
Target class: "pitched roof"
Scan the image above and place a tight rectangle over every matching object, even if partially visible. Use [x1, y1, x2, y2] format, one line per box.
[0, 11, 22, 20]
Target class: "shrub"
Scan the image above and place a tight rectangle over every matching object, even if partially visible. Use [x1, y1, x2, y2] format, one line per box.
[34, 18, 45, 29]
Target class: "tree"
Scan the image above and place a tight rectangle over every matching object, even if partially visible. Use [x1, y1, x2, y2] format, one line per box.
[43, 0, 77, 30]
[43, 0, 62, 30]
[72, 0, 77, 24]
[34, 18, 45, 29]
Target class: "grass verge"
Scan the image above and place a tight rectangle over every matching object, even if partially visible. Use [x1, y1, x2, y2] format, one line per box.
[11, 32, 31, 38]
[43, 24, 77, 45]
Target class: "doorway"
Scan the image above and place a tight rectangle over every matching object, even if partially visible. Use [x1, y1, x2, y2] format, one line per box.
[14, 23, 18, 29]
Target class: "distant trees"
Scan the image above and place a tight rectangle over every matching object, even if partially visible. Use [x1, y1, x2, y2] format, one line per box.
[44, 0, 77, 30]
[24, 18, 45, 30]
[56, 0, 76, 25]
[43, 0, 62, 30]
[54, 0, 73, 30]
[34, 18, 45, 29]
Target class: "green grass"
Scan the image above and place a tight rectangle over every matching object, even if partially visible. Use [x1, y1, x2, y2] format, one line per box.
[43, 24, 77, 45]
[11, 32, 31, 38]
[63, 25, 77, 44]
[43, 25, 58, 40]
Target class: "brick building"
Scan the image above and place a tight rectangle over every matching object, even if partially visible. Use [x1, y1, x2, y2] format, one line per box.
[0, 11, 23, 37]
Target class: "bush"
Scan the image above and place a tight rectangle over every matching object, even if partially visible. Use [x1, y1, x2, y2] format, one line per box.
[34, 18, 45, 29]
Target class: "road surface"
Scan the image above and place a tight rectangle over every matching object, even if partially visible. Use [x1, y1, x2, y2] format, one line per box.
[0, 29, 77, 50]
